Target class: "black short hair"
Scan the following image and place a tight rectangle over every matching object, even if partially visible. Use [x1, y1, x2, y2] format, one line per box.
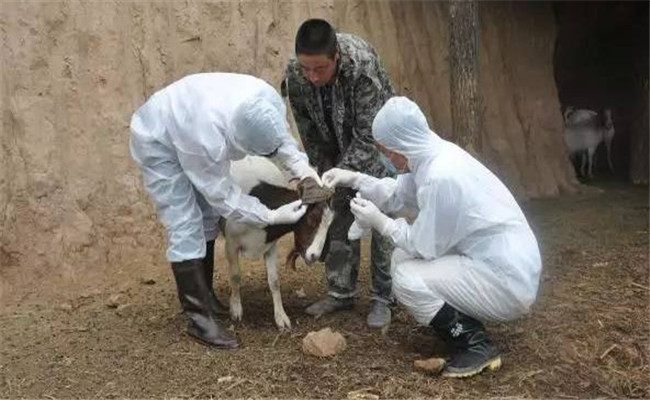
[295, 19, 338, 59]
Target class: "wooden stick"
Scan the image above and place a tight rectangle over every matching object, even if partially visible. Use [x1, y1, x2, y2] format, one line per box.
[271, 332, 282, 347]
[599, 344, 619, 360]
[630, 281, 649, 291]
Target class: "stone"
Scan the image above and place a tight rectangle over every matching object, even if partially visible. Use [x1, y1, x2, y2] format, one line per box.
[217, 376, 234, 383]
[347, 389, 379, 400]
[414, 357, 446, 374]
[302, 327, 347, 357]
[106, 294, 123, 308]
[140, 277, 156, 285]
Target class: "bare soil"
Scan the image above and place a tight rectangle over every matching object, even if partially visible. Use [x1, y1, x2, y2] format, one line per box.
[1, 181, 648, 399]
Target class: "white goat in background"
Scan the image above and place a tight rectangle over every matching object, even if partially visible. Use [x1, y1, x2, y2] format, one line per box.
[562, 107, 615, 178]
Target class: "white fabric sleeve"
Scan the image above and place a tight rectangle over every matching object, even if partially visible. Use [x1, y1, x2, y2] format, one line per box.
[358, 173, 419, 216]
[174, 137, 272, 228]
[386, 178, 462, 259]
[269, 135, 311, 180]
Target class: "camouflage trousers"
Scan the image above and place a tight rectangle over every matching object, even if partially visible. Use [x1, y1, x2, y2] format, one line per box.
[324, 187, 395, 303]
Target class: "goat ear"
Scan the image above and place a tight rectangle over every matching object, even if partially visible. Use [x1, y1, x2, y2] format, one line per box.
[296, 178, 308, 198]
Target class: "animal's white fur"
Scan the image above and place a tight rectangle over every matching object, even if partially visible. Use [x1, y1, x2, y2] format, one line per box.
[305, 207, 334, 264]
[229, 156, 292, 192]
[562, 107, 615, 178]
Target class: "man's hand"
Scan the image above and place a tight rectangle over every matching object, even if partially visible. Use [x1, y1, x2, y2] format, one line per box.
[267, 200, 307, 225]
[349, 196, 394, 236]
[321, 168, 362, 189]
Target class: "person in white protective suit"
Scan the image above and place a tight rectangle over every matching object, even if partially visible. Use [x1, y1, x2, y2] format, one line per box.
[130, 73, 321, 348]
[322, 97, 542, 378]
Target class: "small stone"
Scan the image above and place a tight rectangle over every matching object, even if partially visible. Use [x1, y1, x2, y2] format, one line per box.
[140, 277, 156, 285]
[59, 303, 73, 311]
[116, 303, 132, 317]
[295, 288, 307, 298]
[106, 294, 123, 308]
[414, 358, 446, 374]
[116, 303, 131, 312]
[347, 389, 379, 400]
[302, 327, 347, 357]
[217, 376, 234, 383]
[80, 289, 101, 299]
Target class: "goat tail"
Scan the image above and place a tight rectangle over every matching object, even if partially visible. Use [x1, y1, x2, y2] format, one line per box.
[285, 247, 300, 271]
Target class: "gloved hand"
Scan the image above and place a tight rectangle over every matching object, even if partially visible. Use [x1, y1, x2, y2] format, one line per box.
[321, 168, 363, 190]
[267, 200, 307, 225]
[347, 220, 371, 241]
[349, 196, 394, 236]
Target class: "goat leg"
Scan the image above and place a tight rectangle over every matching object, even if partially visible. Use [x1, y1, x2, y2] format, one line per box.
[265, 244, 291, 330]
[285, 247, 300, 271]
[225, 240, 243, 322]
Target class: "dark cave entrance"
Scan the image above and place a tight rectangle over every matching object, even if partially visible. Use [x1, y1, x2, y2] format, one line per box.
[553, 1, 649, 182]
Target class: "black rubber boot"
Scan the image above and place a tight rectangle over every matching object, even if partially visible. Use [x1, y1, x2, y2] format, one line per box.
[430, 303, 501, 378]
[203, 240, 229, 316]
[172, 259, 238, 348]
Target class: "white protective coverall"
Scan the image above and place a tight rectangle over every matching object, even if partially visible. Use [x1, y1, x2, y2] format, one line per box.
[356, 97, 542, 324]
[130, 73, 313, 262]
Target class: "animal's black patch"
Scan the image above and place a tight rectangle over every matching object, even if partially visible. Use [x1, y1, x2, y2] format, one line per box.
[249, 182, 302, 243]
[249, 182, 299, 209]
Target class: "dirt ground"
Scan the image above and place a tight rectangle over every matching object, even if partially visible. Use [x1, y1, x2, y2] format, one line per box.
[1, 180, 648, 399]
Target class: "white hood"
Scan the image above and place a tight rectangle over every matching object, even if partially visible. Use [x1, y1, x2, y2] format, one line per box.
[372, 96, 442, 171]
[232, 87, 288, 156]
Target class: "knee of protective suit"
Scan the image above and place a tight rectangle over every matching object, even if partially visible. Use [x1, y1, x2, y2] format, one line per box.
[390, 260, 413, 295]
[391, 260, 445, 326]
[166, 228, 206, 263]
[390, 248, 413, 275]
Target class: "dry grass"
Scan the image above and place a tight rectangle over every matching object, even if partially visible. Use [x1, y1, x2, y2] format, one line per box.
[1, 181, 648, 398]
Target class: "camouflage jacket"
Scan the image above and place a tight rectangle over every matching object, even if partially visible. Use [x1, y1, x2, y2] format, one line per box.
[282, 33, 395, 177]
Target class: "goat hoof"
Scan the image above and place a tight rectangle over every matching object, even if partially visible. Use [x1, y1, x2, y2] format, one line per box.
[275, 313, 292, 330]
[230, 300, 243, 321]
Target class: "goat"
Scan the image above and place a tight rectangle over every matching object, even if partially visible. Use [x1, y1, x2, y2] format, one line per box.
[562, 107, 615, 178]
[220, 156, 334, 330]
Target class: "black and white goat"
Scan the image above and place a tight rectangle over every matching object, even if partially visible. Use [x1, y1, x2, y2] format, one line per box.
[563, 107, 615, 178]
[220, 157, 334, 330]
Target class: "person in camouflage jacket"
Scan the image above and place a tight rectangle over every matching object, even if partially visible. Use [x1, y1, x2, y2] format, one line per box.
[281, 19, 396, 328]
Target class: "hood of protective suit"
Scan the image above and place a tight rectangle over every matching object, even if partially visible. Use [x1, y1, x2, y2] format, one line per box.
[372, 96, 442, 171]
[232, 89, 288, 156]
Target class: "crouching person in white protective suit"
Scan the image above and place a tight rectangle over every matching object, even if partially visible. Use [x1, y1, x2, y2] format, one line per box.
[322, 97, 542, 378]
[130, 73, 321, 348]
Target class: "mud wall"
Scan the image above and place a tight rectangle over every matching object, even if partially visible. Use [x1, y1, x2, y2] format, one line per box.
[0, 1, 574, 299]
